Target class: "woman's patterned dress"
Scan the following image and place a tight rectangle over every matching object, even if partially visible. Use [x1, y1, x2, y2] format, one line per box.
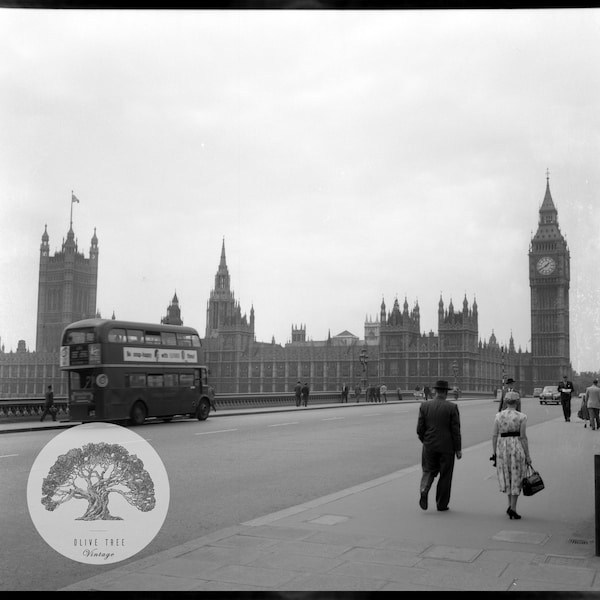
[494, 409, 528, 495]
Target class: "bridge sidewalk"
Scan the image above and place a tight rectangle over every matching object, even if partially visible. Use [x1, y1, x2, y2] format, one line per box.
[52, 408, 600, 592]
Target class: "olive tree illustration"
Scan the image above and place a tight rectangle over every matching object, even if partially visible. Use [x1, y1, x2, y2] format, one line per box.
[41, 442, 156, 520]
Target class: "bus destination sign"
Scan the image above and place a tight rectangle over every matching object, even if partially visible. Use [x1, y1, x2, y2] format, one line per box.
[123, 347, 198, 364]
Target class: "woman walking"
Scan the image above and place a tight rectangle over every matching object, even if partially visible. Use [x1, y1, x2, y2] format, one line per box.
[491, 393, 531, 519]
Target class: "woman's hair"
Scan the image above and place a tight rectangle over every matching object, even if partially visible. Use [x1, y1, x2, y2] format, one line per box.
[505, 395, 518, 405]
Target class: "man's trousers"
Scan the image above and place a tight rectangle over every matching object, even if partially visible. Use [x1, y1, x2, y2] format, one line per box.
[561, 396, 572, 421]
[420, 447, 456, 510]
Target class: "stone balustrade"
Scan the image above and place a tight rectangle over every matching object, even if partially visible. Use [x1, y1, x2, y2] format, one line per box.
[0, 398, 69, 419]
[0, 392, 342, 421]
[0, 390, 491, 422]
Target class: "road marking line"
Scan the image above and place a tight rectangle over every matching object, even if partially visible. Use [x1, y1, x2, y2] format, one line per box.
[194, 428, 238, 435]
[322, 417, 345, 421]
[0, 454, 19, 458]
[268, 422, 299, 427]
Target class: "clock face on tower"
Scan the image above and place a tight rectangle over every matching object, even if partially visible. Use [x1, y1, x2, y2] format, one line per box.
[536, 256, 556, 275]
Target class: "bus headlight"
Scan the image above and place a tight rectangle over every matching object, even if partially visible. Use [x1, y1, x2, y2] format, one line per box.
[96, 374, 108, 388]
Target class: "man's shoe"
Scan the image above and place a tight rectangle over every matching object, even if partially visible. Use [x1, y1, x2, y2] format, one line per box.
[437, 507, 449, 511]
[419, 492, 428, 510]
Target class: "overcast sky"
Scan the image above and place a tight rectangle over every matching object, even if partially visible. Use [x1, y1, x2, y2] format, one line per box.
[0, 8, 598, 373]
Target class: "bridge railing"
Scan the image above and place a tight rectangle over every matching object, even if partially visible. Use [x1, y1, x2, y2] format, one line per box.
[0, 398, 70, 419]
[0, 390, 494, 421]
[0, 393, 345, 419]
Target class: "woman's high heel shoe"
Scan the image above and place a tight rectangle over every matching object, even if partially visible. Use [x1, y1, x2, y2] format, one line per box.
[507, 508, 521, 520]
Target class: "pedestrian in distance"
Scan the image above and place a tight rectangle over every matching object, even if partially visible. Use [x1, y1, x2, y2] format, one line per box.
[341, 383, 349, 403]
[491, 393, 531, 519]
[376, 385, 381, 403]
[577, 392, 590, 427]
[301, 382, 309, 407]
[294, 380, 302, 407]
[380, 384, 388, 402]
[423, 385, 431, 401]
[498, 378, 521, 412]
[559, 374, 575, 422]
[40, 384, 56, 422]
[354, 383, 361, 403]
[208, 384, 217, 412]
[585, 379, 600, 430]
[416, 379, 462, 512]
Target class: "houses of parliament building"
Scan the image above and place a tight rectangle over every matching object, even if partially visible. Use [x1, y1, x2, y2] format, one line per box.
[0, 176, 571, 398]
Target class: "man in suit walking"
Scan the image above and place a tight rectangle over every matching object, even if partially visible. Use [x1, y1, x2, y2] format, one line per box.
[40, 384, 56, 422]
[416, 379, 462, 512]
[498, 377, 521, 412]
[301, 382, 310, 407]
[559, 374, 575, 422]
[585, 378, 600, 430]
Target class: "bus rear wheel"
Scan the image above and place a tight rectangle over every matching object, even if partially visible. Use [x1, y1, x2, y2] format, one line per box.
[130, 401, 147, 426]
[196, 398, 210, 421]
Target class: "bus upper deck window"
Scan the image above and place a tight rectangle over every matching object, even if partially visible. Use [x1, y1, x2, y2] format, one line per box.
[176, 333, 192, 347]
[65, 329, 94, 344]
[127, 329, 144, 343]
[161, 332, 177, 346]
[145, 332, 161, 345]
[108, 328, 126, 343]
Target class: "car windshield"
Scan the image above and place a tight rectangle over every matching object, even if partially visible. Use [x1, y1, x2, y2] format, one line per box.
[543, 386, 558, 392]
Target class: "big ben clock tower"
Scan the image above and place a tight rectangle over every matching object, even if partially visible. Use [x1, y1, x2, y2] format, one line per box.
[529, 172, 571, 384]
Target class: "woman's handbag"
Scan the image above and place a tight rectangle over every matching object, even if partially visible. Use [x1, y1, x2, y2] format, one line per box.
[522, 464, 545, 496]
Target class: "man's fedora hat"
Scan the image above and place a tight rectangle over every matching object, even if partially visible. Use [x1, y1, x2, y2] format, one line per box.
[432, 379, 451, 391]
[506, 378, 515, 384]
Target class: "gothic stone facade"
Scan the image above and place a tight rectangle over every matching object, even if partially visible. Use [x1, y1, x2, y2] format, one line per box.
[0, 177, 570, 398]
[202, 243, 533, 395]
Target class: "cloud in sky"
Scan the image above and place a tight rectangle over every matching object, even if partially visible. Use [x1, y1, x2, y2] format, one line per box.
[0, 8, 598, 372]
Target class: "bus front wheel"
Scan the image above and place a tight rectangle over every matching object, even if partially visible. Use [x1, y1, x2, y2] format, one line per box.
[196, 398, 210, 421]
[130, 401, 147, 426]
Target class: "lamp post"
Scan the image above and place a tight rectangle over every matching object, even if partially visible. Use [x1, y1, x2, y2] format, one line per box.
[452, 359, 458, 389]
[359, 349, 368, 395]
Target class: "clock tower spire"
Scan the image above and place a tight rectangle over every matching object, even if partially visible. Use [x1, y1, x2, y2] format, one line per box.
[529, 172, 571, 384]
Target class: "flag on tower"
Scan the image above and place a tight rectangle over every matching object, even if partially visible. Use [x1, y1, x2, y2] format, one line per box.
[72, 192, 80, 203]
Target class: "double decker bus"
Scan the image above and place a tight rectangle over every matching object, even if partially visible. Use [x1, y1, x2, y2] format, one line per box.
[60, 318, 213, 425]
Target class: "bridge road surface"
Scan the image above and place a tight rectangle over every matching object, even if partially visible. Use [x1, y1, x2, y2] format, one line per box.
[0, 397, 559, 591]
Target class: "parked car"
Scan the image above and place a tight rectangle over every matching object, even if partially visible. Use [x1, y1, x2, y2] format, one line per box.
[540, 385, 561, 404]
[533, 387, 543, 398]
